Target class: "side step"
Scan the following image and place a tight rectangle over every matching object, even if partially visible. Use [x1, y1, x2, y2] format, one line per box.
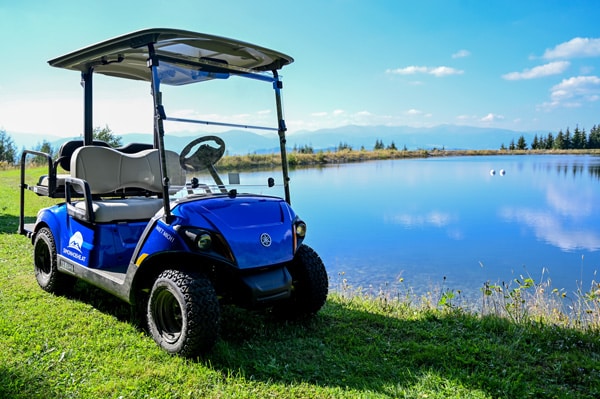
[19, 223, 35, 239]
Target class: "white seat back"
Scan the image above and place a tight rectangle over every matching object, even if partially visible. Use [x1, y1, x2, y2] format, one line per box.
[70, 146, 185, 194]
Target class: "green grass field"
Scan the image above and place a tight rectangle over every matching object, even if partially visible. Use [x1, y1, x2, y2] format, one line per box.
[1, 167, 599, 398]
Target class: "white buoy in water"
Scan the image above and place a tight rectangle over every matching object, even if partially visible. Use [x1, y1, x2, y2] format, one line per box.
[500, 169, 506, 176]
[490, 169, 496, 176]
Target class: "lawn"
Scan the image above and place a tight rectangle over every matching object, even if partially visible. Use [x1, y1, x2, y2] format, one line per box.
[1, 167, 599, 398]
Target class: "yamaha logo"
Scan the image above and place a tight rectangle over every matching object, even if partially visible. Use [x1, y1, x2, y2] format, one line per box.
[260, 233, 272, 247]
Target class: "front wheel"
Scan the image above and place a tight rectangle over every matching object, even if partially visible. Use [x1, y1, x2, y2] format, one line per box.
[147, 269, 220, 357]
[274, 244, 328, 319]
[33, 227, 74, 294]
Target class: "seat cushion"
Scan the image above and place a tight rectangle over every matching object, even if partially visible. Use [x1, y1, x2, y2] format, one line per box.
[74, 197, 164, 222]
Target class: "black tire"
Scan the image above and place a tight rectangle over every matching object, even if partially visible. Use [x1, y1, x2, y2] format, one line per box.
[34, 227, 75, 294]
[147, 269, 220, 357]
[275, 244, 328, 319]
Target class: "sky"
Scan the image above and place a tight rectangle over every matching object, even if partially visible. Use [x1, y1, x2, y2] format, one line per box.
[1, 0, 600, 142]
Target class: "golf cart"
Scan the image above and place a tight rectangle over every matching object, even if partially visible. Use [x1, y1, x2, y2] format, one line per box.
[18, 28, 328, 357]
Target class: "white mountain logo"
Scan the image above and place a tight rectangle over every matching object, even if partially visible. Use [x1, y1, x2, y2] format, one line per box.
[67, 231, 84, 252]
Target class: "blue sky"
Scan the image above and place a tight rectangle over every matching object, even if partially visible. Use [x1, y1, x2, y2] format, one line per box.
[1, 0, 600, 140]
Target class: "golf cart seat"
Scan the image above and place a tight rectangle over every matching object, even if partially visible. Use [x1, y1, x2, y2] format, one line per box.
[36, 140, 157, 197]
[66, 146, 185, 223]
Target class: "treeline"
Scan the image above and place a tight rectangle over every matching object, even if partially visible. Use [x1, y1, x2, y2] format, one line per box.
[0, 126, 122, 167]
[292, 139, 405, 154]
[503, 125, 600, 151]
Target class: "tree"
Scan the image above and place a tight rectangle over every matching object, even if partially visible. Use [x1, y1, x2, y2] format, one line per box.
[31, 140, 55, 165]
[337, 141, 352, 151]
[93, 125, 122, 148]
[564, 128, 572, 149]
[517, 135, 527, 150]
[373, 139, 384, 150]
[0, 129, 17, 163]
[387, 141, 397, 150]
[297, 144, 314, 154]
[553, 130, 564, 150]
[531, 134, 539, 150]
[588, 125, 600, 149]
[545, 132, 554, 150]
[572, 126, 586, 149]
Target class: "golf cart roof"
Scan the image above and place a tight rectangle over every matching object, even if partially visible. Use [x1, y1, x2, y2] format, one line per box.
[48, 28, 294, 84]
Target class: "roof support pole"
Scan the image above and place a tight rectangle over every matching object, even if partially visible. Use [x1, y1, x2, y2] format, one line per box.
[148, 45, 172, 221]
[82, 68, 93, 145]
[273, 70, 291, 204]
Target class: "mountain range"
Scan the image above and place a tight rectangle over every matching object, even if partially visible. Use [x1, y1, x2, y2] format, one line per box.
[10, 124, 537, 155]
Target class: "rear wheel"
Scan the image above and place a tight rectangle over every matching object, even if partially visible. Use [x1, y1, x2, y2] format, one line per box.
[147, 269, 220, 357]
[34, 227, 74, 294]
[274, 244, 328, 319]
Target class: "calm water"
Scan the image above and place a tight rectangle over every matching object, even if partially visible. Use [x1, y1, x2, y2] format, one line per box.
[282, 154, 600, 301]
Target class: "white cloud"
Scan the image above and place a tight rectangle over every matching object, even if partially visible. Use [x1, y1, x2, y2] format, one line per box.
[333, 109, 345, 116]
[387, 66, 429, 75]
[406, 108, 422, 115]
[543, 37, 600, 59]
[311, 112, 328, 117]
[480, 113, 504, 123]
[429, 66, 463, 77]
[502, 61, 570, 80]
[386, 65, 463, 77]
[544, 75, 600, 108]
[452, 49, 471, 59]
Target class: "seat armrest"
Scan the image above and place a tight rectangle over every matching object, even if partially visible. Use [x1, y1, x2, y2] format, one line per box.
[65, 176, 95, 223]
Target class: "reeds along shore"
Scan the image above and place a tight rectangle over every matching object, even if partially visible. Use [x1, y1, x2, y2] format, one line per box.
[216, 148, 600, 171]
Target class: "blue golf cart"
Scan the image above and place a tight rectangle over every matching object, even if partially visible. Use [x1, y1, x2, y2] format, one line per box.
[18, 28, 328, 357]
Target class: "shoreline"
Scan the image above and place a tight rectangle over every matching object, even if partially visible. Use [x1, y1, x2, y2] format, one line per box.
[217, 148, 600, 171]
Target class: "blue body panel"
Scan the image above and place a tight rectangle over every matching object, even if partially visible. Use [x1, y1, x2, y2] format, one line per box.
[37, 194, 296, 272]
[38, 204, 150, 270]
[171, 196, 296, 269]
[136, 218, 188, 260]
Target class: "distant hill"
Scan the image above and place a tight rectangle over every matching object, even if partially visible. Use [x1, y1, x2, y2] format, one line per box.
[10, 124, 537, 156]
[287, 124, 537, 151]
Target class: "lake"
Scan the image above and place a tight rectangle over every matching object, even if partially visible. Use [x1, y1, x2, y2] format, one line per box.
[282, 154, 600, 303]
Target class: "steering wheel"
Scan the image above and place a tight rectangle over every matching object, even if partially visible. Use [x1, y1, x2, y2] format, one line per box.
[179, 136, 226, 171]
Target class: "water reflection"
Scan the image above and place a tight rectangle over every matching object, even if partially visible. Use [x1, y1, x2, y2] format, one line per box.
[289, 154, 600, 298]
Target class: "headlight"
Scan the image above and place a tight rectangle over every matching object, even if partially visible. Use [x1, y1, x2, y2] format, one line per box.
[196, 233, 212, 250]
[184, 229, 212, 251]
[295, 222, 307, 238]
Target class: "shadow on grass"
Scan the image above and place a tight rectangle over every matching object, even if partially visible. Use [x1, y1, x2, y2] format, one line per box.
[209, 300, 600, 398]
[0, 214, 33, 235]
[30, 280, 600, 398]
[66, 280, 137, 325]
[0, 366, 58, 399]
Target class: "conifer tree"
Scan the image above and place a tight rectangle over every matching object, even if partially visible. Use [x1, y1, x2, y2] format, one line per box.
[0, 129, 17, 163]
[546, 132, 554, 149]
[554, 130, 564, 149]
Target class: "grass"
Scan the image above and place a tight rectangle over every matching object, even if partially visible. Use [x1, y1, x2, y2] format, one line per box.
[1, 167, 600, 398]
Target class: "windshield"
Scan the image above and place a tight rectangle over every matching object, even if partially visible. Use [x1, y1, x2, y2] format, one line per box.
[154, 61, 288, 201]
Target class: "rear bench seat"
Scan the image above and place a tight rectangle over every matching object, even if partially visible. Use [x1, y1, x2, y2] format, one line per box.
[67, 146, 185, 223]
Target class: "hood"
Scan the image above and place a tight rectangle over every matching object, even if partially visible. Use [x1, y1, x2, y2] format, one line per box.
[174, 195, 296, 269]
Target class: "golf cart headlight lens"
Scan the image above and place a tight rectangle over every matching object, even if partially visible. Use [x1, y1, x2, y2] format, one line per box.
[184, 229, 213, 251]
[295, 222, 307, 238]
[197, 233, 212, 250]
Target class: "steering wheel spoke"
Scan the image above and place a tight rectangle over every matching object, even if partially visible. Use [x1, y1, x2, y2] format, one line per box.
[179, 136, 226, 172]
